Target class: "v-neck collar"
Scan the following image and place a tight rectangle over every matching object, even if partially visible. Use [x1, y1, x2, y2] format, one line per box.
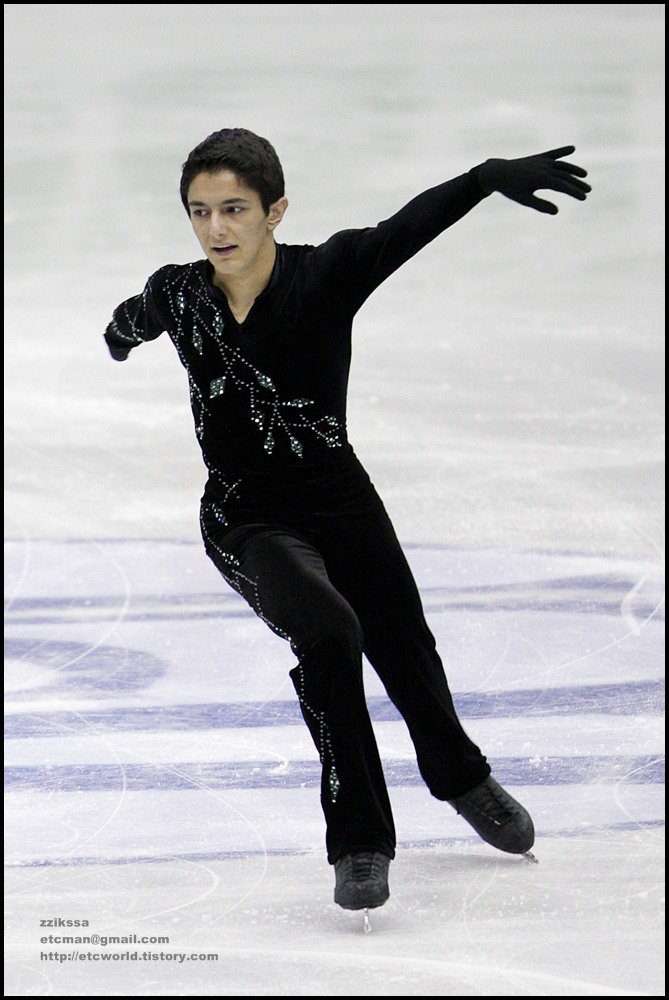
[205, 244, 284, 327]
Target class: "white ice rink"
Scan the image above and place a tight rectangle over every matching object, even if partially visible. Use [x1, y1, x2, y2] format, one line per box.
[4, 4, 665, 996]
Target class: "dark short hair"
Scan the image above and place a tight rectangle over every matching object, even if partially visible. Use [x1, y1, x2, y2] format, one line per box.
[180, 128, 285, 215]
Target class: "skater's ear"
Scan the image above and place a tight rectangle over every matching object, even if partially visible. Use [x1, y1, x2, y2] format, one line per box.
[267, 197, 289, 231]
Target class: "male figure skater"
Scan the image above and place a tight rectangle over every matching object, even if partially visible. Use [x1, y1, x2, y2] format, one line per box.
[105, 129, 590, 912]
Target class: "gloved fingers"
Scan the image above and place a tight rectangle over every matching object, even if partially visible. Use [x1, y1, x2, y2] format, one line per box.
[536, 145, 577, 161]
[530, 147, 590, 185]
[524, 195, 559, 215]
[551, 159, 590, 180]
[477, 148, 591, 209]
[542, 173, 591, 199]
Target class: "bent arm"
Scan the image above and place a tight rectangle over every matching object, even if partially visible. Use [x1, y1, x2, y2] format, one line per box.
[104, 268, 171, 361]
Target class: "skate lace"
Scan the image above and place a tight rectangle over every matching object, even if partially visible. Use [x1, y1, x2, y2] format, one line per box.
[472, 782, 512, 824]
[349, 853, 385, 881]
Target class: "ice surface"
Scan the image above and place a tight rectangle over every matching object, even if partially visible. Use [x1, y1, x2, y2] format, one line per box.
[4, 4, 665, 996]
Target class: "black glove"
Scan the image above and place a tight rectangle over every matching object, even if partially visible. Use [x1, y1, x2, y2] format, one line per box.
[104, 327, 132, 362]
[477, 145, 591, 215]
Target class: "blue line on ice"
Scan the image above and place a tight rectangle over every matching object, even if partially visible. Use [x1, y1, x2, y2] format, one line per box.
[4, 680, 664, 739]
[5, 821, 666, 871]
[4, 577, 664, 624]
[4, 754, 664, 791]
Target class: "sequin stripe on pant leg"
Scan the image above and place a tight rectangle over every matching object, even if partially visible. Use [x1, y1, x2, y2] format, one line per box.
[288, 636, 396, 863]
[200, 504, 340, 793]
[290, 662, 340, 803]
[199, 503, 294, 643]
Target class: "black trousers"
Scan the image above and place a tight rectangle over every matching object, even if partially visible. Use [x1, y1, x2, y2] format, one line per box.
[201, 487, 490, 864]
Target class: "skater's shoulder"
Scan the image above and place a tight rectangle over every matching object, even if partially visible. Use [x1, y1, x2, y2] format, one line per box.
[143, 259, 210, 293]
[150, 259, 208, 281]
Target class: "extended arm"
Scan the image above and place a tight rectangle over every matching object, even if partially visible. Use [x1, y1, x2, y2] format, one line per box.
[332, 145, 590, 314]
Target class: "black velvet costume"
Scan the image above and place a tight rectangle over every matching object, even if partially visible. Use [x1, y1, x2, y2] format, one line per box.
[105, 167, 493, 862]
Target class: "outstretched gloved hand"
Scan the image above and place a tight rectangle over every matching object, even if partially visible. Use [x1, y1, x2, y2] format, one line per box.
[477, 146, 591, 214]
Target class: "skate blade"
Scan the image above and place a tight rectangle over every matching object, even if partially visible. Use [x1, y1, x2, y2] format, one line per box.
[522, 850, 539, 864]
[362, 908, 372, 934]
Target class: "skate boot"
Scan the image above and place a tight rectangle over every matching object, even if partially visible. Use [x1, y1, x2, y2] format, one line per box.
[448, 776, 536, 857]
[334, 851, 391, 910]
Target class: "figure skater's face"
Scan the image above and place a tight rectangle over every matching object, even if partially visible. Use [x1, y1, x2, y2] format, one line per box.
[187, 170, 287, 286]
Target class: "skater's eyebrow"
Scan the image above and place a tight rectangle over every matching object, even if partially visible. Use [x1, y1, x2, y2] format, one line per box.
[187, 197, 251, 207]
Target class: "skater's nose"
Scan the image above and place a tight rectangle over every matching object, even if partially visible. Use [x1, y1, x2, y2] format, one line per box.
[210, 211, 230, 238]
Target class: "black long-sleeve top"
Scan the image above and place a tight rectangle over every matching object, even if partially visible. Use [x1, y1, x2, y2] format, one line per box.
[105, 168, 488, 527]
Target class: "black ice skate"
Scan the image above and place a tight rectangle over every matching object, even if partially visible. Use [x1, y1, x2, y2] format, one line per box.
[334, 851, 391, 912]
[448, 776, 537, 861]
